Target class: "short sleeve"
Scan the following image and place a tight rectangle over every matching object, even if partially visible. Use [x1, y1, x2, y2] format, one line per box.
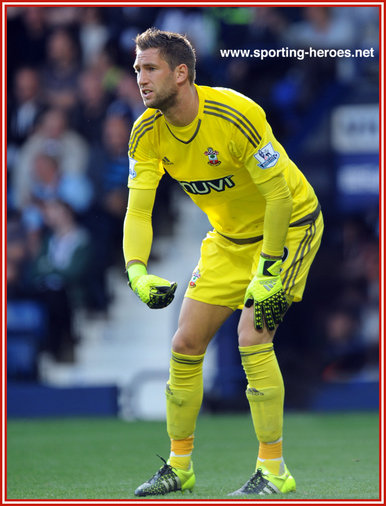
[233, 103, 290, 186]
[128, 156, 164, 190]
[127, 113, 165, 190]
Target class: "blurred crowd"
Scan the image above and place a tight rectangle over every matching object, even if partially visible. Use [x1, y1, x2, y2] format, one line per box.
[6, 6, 379, 388]
[275, 208, 379, 408]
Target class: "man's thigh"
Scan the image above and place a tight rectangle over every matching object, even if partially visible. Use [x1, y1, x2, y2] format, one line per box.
[172, 297, 233, 355]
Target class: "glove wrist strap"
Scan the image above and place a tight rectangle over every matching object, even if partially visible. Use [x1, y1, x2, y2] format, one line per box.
[258, 255, 282, 277]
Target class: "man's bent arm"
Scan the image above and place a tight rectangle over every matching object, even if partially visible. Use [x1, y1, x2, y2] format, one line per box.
[245, 173, 293, 329]
[258, 173, 293, 258]
[123, 187, 177, 309]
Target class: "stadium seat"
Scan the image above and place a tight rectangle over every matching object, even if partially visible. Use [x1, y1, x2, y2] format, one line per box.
[7, 300, 47, 342]
[7, 335, 39, 380]
[7, 300, 47, 380]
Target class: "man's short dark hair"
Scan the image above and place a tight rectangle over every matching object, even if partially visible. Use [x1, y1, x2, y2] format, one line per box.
[135, 28, 196, 84]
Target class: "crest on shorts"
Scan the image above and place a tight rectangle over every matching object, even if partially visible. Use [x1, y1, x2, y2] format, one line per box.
[189, 269, 201, 288]
[204, 147, 221, 166]
[253, 142, 280, 169]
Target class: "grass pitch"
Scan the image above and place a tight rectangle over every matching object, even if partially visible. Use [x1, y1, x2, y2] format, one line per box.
[6, 411, 379, 500]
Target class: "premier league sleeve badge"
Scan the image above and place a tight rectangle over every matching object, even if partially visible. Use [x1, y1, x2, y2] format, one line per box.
[253, 142, 280, 169]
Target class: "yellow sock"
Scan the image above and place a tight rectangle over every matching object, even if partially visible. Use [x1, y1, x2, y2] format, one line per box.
[166, 351, 204, 470]
[240, 343, 285, 475]
[170, 435, 194, 470]
[256, 438, 285, 475]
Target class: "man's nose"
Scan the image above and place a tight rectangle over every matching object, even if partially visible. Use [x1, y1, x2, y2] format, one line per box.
[137, 70, 148, 86]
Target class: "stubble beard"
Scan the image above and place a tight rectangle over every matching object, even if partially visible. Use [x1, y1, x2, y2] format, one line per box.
[144, 86, 178, 113]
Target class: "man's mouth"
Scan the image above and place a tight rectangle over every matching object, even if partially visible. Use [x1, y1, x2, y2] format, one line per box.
[141, 89, 153, 99]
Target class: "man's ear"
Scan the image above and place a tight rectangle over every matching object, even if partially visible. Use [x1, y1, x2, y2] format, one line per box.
[175, 63, 189, 84]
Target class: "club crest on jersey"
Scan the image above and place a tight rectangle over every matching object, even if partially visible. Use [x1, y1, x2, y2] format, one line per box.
[204, 147, 221, 166]
[253, 142, 280, 169]
[189, 269, 201, 288]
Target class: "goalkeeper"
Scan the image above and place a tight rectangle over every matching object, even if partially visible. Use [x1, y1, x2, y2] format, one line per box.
[123, 28, 324, 497]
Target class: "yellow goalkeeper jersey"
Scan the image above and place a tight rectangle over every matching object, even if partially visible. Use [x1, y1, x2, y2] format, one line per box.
[128, 84, 318, 241]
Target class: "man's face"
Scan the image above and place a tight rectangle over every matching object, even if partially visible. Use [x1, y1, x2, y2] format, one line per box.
[133, 48, 178, 111]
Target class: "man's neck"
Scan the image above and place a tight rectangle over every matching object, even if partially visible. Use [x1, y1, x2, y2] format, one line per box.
[163, 84, 199, 127]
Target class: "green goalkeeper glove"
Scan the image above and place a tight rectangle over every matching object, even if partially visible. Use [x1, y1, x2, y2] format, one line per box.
[127, 263, 177, 309]
[244, 254, 289, 331]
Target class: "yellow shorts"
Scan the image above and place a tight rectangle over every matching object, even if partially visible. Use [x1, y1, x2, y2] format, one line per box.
[185, 210, 324, 310]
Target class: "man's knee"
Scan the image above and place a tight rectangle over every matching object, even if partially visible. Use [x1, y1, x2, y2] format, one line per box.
[238, 306, 276, 346]
[171, 328, 207, 355]
[171, 299, 232, 355]
[238, 327, 274, 347]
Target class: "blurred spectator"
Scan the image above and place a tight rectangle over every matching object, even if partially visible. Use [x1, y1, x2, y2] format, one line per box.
[268, 7, 357, 139]
[7, 7, 48, 83]
[21, 152, 93, 235]
[321, 305, 366, 381]
[333, 6, 379, 49]
[112, 7, 160, 52]
[90, 42, 124, 94]
[209, 6, 252, 49]
[88, 114, 129, 218]
[7, 67, 45, 175]
[341, 216, 379, 352]
[342, 217, 378, 302]
[285, 7, 355, 48]
[31, 152, 92, 211]
[107, 71, 144, 123]
[7, 67, 44, 147]
[26, 199, 92, 362]
[314, 212, 379, 384]
[44, 6, 80, 27]
[73, 68, 113, 145]
[78, 7, 109, 66]
[85, 115, 131, 311]
[223, 8, 294, 114]
[7, 213, 30, 299]
[12, 108, 89, 209]
[245, 7, 291, 47]
[41, 28, 81, 111]
[154, 8, 217, 58]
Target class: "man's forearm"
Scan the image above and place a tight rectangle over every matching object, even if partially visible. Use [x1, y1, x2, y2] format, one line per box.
[122, 187, 156, 267]
[258, 174, 293, 257]
[262, 196, 293, 257]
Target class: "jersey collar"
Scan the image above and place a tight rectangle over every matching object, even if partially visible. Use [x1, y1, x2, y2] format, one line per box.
[163, 84, 204, 144]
